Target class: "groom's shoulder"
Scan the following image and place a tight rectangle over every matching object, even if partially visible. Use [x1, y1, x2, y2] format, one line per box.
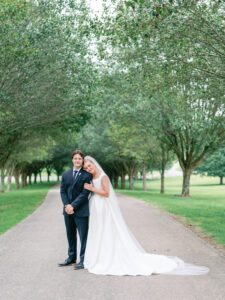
[62, 168, 72, 177]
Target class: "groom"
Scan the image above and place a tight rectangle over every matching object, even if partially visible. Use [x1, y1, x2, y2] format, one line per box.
[58, 150, 92, 270]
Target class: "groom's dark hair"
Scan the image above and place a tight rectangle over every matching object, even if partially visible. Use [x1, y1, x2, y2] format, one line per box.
[71, 150, 84, 160]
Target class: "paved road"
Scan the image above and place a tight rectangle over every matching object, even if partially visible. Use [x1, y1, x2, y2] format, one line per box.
[0, 186, 225, 300]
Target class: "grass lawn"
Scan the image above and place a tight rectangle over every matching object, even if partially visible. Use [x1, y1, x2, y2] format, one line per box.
[116, 175, 225, 251]
[0, 182, 56, 235]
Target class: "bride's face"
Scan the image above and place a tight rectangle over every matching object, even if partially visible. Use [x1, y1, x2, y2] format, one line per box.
[84, 160, 96, 174]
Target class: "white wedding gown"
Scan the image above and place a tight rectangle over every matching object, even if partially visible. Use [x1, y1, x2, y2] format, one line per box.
[83, 173, 209, 276]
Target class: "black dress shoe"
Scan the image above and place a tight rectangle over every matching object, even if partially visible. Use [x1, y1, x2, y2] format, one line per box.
[58, 259, 76, 267]
[74, 263, 84, 270]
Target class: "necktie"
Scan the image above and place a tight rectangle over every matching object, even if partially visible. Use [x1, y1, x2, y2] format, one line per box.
[73, 170, 78, 180]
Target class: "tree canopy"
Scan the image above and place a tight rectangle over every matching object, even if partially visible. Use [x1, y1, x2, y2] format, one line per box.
[0, 0, 224, 196]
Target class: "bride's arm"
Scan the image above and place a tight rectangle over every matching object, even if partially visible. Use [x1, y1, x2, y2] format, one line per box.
[84, 176, 110, 198]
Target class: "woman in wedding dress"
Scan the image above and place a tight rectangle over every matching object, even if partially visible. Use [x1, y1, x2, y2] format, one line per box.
[83, 156, 209, 276]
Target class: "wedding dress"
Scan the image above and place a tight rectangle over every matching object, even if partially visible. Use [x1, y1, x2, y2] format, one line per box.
[83, 157, 209, 276]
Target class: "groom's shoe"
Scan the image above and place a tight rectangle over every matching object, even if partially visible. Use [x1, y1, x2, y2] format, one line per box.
[74, 263, 84, 270]
[58, 258, 76, 267]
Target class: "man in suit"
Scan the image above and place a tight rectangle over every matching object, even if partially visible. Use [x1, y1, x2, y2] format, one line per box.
[58, 150, 92, 270]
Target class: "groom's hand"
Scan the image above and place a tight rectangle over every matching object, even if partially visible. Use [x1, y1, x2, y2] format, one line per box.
[65, 204, 74, 214]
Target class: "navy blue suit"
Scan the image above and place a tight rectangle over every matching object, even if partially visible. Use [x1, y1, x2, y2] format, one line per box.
[60, 168, 92, 264]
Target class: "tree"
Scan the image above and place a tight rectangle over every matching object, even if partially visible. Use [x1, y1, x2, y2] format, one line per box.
[77, 121, 124, 186]
[196, 148, 225, 185]
[146, 141, 174, 194]
[0, 0, 94, 171]
[93, 0, 225, 196]
[49, 142, 76, 181]
[45, 160, 54, 182]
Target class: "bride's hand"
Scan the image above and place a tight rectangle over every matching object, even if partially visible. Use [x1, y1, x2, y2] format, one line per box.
[84, 183, 93, 191]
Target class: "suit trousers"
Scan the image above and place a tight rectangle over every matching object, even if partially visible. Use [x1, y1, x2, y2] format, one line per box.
[64, 214, 89, 264]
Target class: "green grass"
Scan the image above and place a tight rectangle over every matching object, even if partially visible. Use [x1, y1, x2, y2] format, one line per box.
[0, 182, 56, 235]
[116, 175, 225, 248]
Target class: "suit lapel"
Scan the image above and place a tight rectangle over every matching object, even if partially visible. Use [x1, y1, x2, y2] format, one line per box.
[68, 169, 73, 184]
[72, 168, 84, 189]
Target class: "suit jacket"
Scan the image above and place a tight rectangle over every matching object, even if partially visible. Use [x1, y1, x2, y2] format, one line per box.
[60, 168, 93, 217]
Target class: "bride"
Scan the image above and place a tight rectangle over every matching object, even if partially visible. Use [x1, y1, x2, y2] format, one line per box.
[83, 156, 209, 276]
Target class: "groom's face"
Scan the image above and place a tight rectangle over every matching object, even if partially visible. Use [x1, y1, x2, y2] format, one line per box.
[72, 154, 83, 170]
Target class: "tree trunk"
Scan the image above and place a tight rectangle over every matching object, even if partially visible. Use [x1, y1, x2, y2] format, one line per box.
[160, 155, 166, 194]
[121, 173, 126, 189]
[14, 172, 20, 189]
[181, 169, 192, 197]
[129, 171, 134, 190]
[160, 170, 165, 194]
[160, 147, 166, 194]
[22, 176, 25, 188]
[57, 174, 60, 181]
[220, 176, 223, 185]
[143, 163, 146, 192]
[34, 173, 37, 184]
[114, 176, 119, 189]
[0, 168, 5, 193]
[47, 171, 51, 182]
[29, 174, 32, 185]
[7, 173, 12, 192]
[39, 172, 42, 183]
[134, 171, 138, 180]
[22, 173, 27, 188]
